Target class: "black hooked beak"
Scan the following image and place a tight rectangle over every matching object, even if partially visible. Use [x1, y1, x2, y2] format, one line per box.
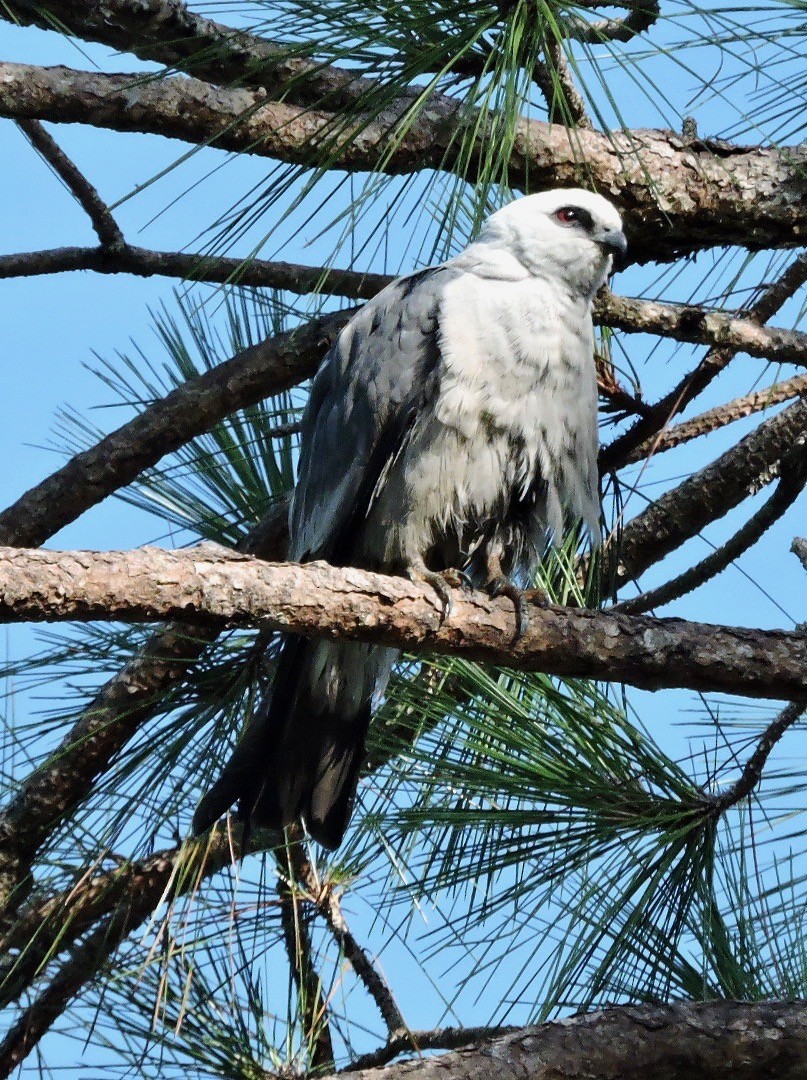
[596, 229, 628, 270]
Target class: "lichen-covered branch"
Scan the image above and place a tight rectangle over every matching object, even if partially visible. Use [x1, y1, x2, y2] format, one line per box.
[0, 546, 802, 700]
[2, 61, 806, 261]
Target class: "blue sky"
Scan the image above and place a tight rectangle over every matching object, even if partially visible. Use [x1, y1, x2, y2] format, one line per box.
[1, 4, 806, 1073]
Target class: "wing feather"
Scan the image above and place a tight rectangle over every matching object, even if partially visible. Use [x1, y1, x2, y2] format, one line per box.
[289, 266, 448, 564]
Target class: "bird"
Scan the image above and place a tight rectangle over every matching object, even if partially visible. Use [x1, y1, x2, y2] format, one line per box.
[193, 188, 627, 850]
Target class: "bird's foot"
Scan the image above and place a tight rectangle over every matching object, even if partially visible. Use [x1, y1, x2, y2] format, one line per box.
[409, 566, 467, 622]
[486, 577, 541, 641]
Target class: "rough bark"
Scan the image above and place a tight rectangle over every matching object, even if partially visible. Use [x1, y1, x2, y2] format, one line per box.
[0, 546, 802, 699]
[0, 502, 288, 915]
[616, 397, 807, 583]
[0, 311, 352, 547]
[338, 1001, 807, 1080]
[2, 61, 807, 261]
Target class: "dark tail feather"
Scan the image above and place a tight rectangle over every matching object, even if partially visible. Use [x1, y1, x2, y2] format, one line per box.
[193, 635, 393, 850]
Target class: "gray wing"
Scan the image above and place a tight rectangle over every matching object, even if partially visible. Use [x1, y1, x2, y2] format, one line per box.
[289, 265, 451, 564]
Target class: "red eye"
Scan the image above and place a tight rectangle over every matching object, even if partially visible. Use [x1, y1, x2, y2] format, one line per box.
[555, 207, 579, 224]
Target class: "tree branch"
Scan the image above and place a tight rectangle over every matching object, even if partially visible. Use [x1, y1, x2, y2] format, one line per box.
[615, 442, 807, 613]
[600, 289, 807, 370]
[5, 243, 804, 370]
[708, 701, 806, 817]
[0, 311, 351, 548]
[0, 828, 262, 1076]
[0, 244, 388, 298]
[602, 251, 807, 473]
[566, 0, 661, 43]
[330, 1001, 807, 1079]
[616, 397, 807, 583]
[0, 501, 288, 916]
[276, 843, 335, 1072]
[1, 0, 370, 106]
[0, 546, 802, 699]
[287, 845, 407, 1039]
[2, 61, 806, 261]
[16, 119, 124, 248]
[619, 373, 807, 466]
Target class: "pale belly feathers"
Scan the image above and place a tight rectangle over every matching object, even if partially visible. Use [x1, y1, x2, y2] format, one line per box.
[364, 272, 600, 575]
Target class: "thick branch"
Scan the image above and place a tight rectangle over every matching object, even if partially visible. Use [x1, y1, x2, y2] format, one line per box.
[333, 1001, 807, 1079]
[0, 501, 288, 916]
[2, 62, 806, 261]
[0, 312, 351, 547]
[615, 442, 807, 613]
[617, 397, 807, 583]
[0, 546, 802, 699]
[1, 0, 370, 106]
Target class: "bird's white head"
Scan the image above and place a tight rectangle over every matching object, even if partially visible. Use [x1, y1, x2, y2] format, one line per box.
[475, 188, 627, 298]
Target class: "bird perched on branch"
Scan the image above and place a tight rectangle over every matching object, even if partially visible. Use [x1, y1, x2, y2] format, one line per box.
[193, 188, 626, 849]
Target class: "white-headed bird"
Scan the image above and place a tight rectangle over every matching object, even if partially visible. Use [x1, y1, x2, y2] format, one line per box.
[194, 188, 627, 849]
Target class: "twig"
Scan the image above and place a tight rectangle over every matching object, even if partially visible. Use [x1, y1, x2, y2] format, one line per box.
[708, 701, 806, 816]
[620, 373, 807, 466]
[345, 1024, 518, 1071]
[602, 251, 807, 473]
[614, 442, 807, 613]
[616, 397, 807, 583]
[15, 119, 124, 249]
[288, 846, 406, 1039]
[277, 842, 335, 1072]
[0, 245, 387, 300]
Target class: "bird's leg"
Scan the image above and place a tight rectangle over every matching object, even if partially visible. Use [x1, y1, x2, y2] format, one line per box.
[407, 560, 467, 622]
[484, 551, 534, 641]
